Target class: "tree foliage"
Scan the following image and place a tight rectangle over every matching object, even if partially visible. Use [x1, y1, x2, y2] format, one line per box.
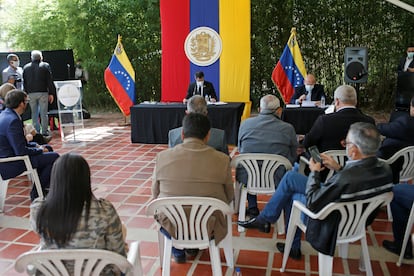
[1, 0, 414, 111]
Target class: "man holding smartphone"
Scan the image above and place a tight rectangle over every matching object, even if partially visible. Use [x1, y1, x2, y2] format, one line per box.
[238, 122, 393, 260]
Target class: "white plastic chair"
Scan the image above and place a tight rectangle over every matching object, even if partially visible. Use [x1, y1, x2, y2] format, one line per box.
[397, 201, 414, 266]
[14, 241, 143, 276]
[280, 192, 393, 276]
[146, 196, 234, 276]
[384, 146, 414, 221]
[299, 150, 347, 181]
[0, 155, 44, 212]
[231, 153, 292, 233]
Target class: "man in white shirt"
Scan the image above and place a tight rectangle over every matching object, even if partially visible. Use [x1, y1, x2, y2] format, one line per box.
[2, 54, 23, 90]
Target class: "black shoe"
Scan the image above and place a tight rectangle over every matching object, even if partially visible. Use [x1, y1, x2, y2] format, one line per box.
[185, 249, 199, 257]
[237, 217, 270, 233]
[276, 242, 302, 260]
[173, 254, 186, 263]
[383, 240, 413, 260]
[246, 207, 260, 217]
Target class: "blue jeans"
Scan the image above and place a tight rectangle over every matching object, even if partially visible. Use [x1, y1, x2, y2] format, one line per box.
[257, 171, 308, 249]
[29, 92, 49, 135]
[391, 184, 414, 251]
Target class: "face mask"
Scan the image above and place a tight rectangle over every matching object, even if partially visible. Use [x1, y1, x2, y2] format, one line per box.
[11, 60, 19, 68]
[305, 84, 314, 92]
[196, 81, 204, 87]
[408, 52, 414, 59]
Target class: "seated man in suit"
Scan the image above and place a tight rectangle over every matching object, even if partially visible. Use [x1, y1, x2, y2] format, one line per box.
[183, 71, 217, 103]
[152, 113, 234, 263]
[237, 94, 298, 216]
[377, 96, 414, 183]
[238, 122, 393, 260]
[0, 89, 59, 201]
[290, 73, 325, 105]
[169, 95, 228, 154]
[302, 84, 375, 153]
[397, 43, 414, 72]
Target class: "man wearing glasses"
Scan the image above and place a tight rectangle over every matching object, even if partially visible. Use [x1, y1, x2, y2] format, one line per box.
[238, 122, 393, 261]
[0, 90, 59, 201]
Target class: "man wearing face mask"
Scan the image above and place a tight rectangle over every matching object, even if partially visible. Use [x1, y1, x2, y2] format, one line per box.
[2, 54, 23, 90]
[183, 71, 217, 103]
[238, 122, 393, 261]
[397, 44, 414, 72]
[290, 73, 325, 106]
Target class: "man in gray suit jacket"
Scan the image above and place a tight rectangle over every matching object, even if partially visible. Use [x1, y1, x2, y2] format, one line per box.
[168, 95, 228, 154]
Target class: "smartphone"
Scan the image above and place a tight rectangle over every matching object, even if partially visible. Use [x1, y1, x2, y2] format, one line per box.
[308, 146, 322, 163]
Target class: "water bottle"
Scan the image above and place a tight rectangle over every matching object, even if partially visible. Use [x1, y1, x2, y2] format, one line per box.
[320, 96, 325, 108]
[234, 267, 242, 276]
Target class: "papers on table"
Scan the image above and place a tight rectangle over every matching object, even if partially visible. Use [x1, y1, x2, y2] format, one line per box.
[285, 104, 300, 108]
[301, 101, 317, 107]
[208, 101, 228, 105]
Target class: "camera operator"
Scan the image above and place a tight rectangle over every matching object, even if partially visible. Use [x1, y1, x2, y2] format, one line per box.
[2, 54, 23, 90]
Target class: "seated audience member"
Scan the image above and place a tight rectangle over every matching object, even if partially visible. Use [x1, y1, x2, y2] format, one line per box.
[237, 94, 297, 216]
[377, 97, 414, 183]
[383, 184, 413, 259]
[30, 153, 127, 275]
[0, 89, 59, 200]
[290, 73, 325, 105]
[0, 83, 16, 111]
[152, 113, 234, 263]
[169, 95, 228, 154]
[302, 84, 375, 153]
[183, 71, 217, 103]
[238, 122, 393, 260]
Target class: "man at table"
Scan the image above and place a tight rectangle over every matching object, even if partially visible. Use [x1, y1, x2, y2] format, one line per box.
[183, 71, 217, 103]
[169, 95, 228, 154]
[290, 73, 325, 105]
[302, 84, 375, 153]
[237, 94, 297, 216]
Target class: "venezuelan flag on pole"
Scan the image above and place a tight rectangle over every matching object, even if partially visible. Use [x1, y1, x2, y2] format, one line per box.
[272, 28, 307, 104]
[104, 35, 135, 116]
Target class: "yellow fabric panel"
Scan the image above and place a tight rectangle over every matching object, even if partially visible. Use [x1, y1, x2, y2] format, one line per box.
[219, 0, 251, 118]
[287, 30, 307, 78]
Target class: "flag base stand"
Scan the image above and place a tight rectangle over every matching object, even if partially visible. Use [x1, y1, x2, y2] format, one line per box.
[118, 115, 131, 126]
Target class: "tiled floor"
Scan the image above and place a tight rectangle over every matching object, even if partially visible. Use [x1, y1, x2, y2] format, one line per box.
[0, 112, 413, 276]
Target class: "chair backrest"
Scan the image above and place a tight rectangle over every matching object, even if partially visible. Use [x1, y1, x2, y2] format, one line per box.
[146, 197, 233, 249]
[230, 153, 292, 194]
[305, 192, 393, 243]
[14, 248, 136, 276]
[385, 146, 414, 182]
[323, 150, 347, 180]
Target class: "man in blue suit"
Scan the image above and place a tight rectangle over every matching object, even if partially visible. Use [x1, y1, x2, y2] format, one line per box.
[169, 95, 228, 154]
[0, 90, 59, 200]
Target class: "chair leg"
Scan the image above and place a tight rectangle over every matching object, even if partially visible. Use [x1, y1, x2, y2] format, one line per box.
[219, 215, 234, 268]
[237, 189, 248, 233]
[359, 236, 373, 276]
[387, 203, 393, 221]
[280, 206, 301, 272]
[162, 238, 172, 276]
[318, 252, 333, 276]
[338, 243, 349, 259]
[397, 203, 414, 266]
[157, 231, 165, 268]
[209, 240, 223, 276]
[0, 179, 10, 212]
[276, 210, 285, 235]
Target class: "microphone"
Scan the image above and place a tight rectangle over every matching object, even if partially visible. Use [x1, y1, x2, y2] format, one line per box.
[67, 64, 71, 79]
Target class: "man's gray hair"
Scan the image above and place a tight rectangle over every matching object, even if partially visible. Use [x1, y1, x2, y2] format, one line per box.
[260, 94, 280, 112]
[31, 50, 43, 61]
[187, 95, 208, 115]
[333, 85, 357, 105]
[347, 122, 381, 155]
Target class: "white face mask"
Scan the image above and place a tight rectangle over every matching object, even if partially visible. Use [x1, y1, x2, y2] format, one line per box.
[11, 60, 20, 68]
[196, 81, 204, 87]
[305, 84, 314, 92]
[408, 52, 414, 59]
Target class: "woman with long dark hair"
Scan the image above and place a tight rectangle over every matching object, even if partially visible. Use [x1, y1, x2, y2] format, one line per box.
[30, 153, 126, 274]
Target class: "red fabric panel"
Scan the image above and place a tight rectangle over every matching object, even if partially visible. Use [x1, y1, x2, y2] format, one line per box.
[160, 0, 190, 102]
[272, 62, 294, 104]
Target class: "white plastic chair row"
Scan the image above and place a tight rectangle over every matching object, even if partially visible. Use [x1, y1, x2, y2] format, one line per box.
[231, 153, 292, 234]
[280, 191, 393, 276]
[0, 155, 44, 212]
[14, 241, 143, 276]
[146, 196, 234, 276]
